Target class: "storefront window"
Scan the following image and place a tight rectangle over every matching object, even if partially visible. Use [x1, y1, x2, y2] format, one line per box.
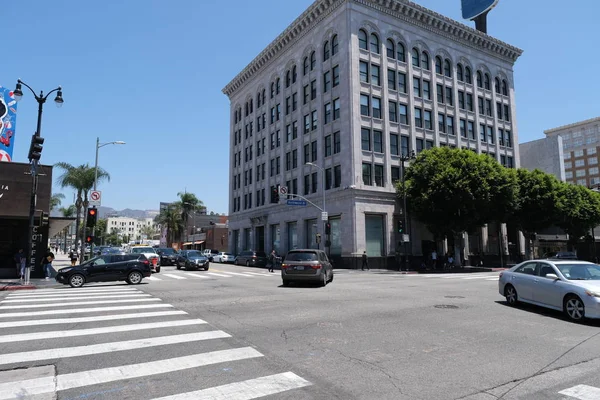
[270, 224, 280, 253]
[244, 228, 251, 250]
[365, 215, 384, 257]
[329, 217, 342, 256]
[287, 222, 298, 251]
[305, 219, 318, 249]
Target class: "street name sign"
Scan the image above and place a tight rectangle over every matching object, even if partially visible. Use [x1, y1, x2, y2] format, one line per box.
[287, 199, 307, 206]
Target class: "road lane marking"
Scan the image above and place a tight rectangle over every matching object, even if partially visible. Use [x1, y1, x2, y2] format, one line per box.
[182, 273, 211, 279]
[0, 310, 188, 329]
[485, 277, 500, 281]
[0, 331, 230, 365]
[0, 298, 161, 310]
[162, 273, 187, 280]
[6, 289, 143, 298]
[1, 293, 151, 303]
[8, 287, 140, 296]
[244, 271, 274, 276]
[0, 303, 173, 318]
[0, 347, 263, 399]
[0, 319, 207, 343]
[151, 372, 311, 400]
[146, 276, 162, 281]
[206, 272, 232, 278]
[559, 385, 600, 400]
[217, 271, 256, 277]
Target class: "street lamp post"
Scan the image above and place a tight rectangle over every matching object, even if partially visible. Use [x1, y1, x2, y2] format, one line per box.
[306, 162, 326, 250]
[92, 138, 125, 256]
[13, 79, 63, 283]
[400, 151, 416, 271]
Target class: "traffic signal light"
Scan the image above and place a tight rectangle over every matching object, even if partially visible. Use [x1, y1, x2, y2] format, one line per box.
[316, 233, 321, 244]
[86, 207, 98, 227]
[398, 219, 405, 233]
[85, 235, 94, 244]
[41, 212, 49, 226]
[325, 223, 331, 235]
[28, 135, 45, 161]
[271, 185, 280, 203]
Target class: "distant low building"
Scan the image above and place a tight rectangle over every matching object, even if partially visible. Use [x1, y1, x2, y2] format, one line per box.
[106, 216, 160, 241]
[519, 135, 565, 181]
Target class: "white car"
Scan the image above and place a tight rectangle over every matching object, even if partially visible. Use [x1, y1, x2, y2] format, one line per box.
[213, 252, 235, 263]
[498, 260, 600, 322]
[130, 246, 161, 273]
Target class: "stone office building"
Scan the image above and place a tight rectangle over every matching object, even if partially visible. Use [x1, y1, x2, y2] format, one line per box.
[223, 0, 523, 267]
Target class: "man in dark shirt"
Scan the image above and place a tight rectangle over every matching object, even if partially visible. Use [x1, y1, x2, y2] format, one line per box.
[362, 251, 369, 271]
[42, 248, 55, 280]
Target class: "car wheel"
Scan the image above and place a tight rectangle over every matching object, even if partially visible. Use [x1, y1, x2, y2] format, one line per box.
[69, 274, 85, 288]
[504, 285, 518, 306]
[564, 295, 585, 322]
[246, 261, 250, 267]
[328, 271, 334, 283]
[127, 271, 143, 285]
[204, 267, 209, 271]
[282, 280, 290, 287]
[176, 264, 181, 270]
[320, 271, 327, 287]
[156, 267, 161, 273]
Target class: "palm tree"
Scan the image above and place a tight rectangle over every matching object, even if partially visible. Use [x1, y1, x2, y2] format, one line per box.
[176, 192, 205, 243]
[55, 162, 110, 260]
[155, 205, 183, 247]
[59, 205, 76, 253]
[50, 193, 65, 211]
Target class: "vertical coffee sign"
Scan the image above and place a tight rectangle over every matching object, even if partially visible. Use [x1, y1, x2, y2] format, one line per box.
[0, 85, 18, 162]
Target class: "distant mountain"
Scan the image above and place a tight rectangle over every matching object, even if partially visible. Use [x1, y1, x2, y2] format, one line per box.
[50, 206, 158, 219]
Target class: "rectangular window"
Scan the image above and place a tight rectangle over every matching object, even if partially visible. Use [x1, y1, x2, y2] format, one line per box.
[466, 93, 473, 111]
[325, 168, 332, 189]
[438, 113, 446, 133]
[292, 92, 297, 111]
[311, 140, 317, 161]
[333, 98, 340, 120]
[333, 65, 340, 87]
[286, 124, 292, 143]
[416, 138, 424, 153]
[575, 159, 585, 167]
[505, 130, 512, 148]
[479, 124, 486, 142]
[426, 140, 434, 149]
[401, 136, 410, 156]
[285, 152, 291, 171]
[372, 97, 381, 119]
[414, 107, 422, 128]
[485, 99, 492, 117]
[270, 159, 275, 177]
[334, 165, 341, 187]
[304, 174, 310, 195]
[423, 80, 431, 100]
[565, 171, 573, 179]
[311, 80, 317, 100]
[390, 134, 399, 155]
[424, 110, 432, 130]
[362, 163, 372, 185]
[311, 110, 318, 130]
[445, 87, 453, 106]
[303, 84, 309, 104]
[360, 61, 369, 83]
[304, 114, 310, 134]
[276, 156, 281, 174]
[311, 172, 318, 193]
[360, 94, 370, 116]
[304, 144, 310, 163]
[437, 84, 444, 104]
[389, 100, 397, 122]
[413, 77, 421, 97]
[478, 97, 484, 115]
[371, 64, 380, 86]
[391, 166, 400, 183]
[398, 72, 407, 93]
[374, 164, 384, 187]
[333, 131, 341, 154]
[576, 169, 586, 177]
[496, 102, 503, 120]
[323, 71, 331, 93]
[387, 68, 396, 90]
[447, 116, 455, 135]
[458, 91, 465, 109]
[575, 149, 584, 157]
[292, 121, 298, 139]
[460, 119, 467, 138]
[324, 102, 332, 124]
[361, 128, 371, 151]
[285, 97, 291, 115]
[504, 104, 511, 122]
[292, 149, 297, 168]
[498, 128, 504, 146]
[325, 135, 332, 157]
[487, 126, 495, 144]
[590, 167, 599, 175]
[373, 130, 383, 153]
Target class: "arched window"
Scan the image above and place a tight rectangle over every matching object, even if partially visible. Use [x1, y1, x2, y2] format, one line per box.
[245, 102, 248, 116]
[421, 51, 429, 70]
[276, 78, 281, 95]
[292, 65, 297, 83]
[303, 57, 309, 75]
[435, 56, 443, 74]
[501, 80, 508, 96]
[412, 48, 420, 67]
[249, 99, 253, 113]
[465, 67, 472, 84]
[397, 42, 405, 62]
[370, 33, 380, 54]
[285, 70, 291, 88]
[484, 73, 491, 90]
[386, 39, 394, 58]
[262, 88, 266, 102]
[457, 64, 464, 81]
[323, 40, 330, 61]
[444, 59, 452, 77]
[494, 77, 500, 93]
[358, 29, 368, 50]
[256, 92, 261, 108]
[476, 71, 483, 88]
[310, 51, 316, 70]
[331, 35, 339, 55]
[270, 82, 275, 98]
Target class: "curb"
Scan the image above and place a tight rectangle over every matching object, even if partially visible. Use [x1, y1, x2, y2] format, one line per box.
[0, 284, 36, 291]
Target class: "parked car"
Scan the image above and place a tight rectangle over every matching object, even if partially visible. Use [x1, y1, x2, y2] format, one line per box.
[543, 251, 578, 260]
[101, 247, 126, 256]
[202, 249, 220, 262]
[234, 250, 268, 267]
[280, 249, 334, 287]
[130, 246, 161, 273]
[498, 260, 600, 322]
[156, 248, 178, 266]
[55, 254, 151, 288]
[177, 250, 210, 271]
[93, 246, 110, 256]
[213, 252, 235, 263]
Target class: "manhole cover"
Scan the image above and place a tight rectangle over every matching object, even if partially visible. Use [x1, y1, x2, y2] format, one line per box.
[434, 304, 459, 309]
[444, 296, 465, 299]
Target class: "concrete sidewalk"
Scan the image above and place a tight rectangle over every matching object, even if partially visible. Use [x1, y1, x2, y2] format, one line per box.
[0, 253, 72, 291]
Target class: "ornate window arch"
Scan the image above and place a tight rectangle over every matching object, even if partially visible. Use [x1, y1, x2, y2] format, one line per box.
[386, 38, 395, 59]
[457, 64, 464, 81]
[444, 59, 452, 78]
[310, 51, 316, 70]
[369, 32, 380, 54]
[435, 56, 443, 74]
[323, 40, 330, 61]
[476, 71, 483, 88]
[358, 29, 368, 50]
[421, 51, 430, 70]
[331, 34, 339, 55]
[411, 47, 420, 67]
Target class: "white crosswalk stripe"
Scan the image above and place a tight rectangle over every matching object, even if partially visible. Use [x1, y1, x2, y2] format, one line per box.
[0, 287, 311, 399]
[8, 286, 140, 296]
[182, 272, 211, 279]
[559, 384, 600, 400]
[162, 273, 187, 280]
[206, 272, 232, 278]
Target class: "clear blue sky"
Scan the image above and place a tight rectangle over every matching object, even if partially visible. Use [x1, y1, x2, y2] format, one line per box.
[3, 0, 598, 213]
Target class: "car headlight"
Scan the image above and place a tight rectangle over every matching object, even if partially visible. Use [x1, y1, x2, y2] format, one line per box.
[60, 268, 73, 273]
[585, 290, 600, 298]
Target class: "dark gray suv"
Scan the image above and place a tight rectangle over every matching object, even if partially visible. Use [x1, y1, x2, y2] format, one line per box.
[281, 249, 333, 287]
[234, 250, 268, 267]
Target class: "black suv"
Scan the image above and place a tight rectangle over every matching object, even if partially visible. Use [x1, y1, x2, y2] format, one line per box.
[56, 254, 151, 288]
[234, 250, 268, 267]
[156, 248, 178, 266]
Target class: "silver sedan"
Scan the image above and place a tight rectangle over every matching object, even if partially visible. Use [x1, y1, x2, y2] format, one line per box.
[213, 252, 235, 263]
[498, 260, 600, 322]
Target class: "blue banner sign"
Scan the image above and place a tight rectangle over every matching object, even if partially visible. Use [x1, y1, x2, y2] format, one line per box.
[287, 199, 307, 206]
[461, 0, 499, 20]
[0, 86, 18, 162]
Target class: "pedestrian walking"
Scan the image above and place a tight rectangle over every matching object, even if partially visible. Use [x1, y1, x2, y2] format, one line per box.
[41, 248, 55, 280]
[361, 251, 369, 271]
[69, 248, 78, 266]
[14, 249, 25, 278]
[268, 250, 276, 272]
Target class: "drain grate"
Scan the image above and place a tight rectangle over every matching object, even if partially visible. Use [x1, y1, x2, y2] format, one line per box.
[444, 296, 465, 299]
[434, 304, 459, 309]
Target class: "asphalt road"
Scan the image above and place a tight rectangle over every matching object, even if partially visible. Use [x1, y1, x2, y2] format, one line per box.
[1, 262, 600, 400]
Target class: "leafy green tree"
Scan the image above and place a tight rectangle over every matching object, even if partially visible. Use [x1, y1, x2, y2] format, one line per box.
[140, 225, 159, 240]
[555, 183, 600, 247]
[59, 205, 76, 252]
[50, 193, 65, 211]
[176, 192, 205, 241]
[95, 219, 107, 245]
[401, 147, 517, 263]
[155, 205, 183, 246]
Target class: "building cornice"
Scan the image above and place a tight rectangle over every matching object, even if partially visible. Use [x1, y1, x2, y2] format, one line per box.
[544, 116, 600, 135]
[222, 0, 523, 99]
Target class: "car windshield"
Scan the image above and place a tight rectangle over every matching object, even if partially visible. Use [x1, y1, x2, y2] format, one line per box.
[131, 247, 155, 254]
[556, 263, 600, 280]
[159, 248, 176, 255]
[81, 256, 105, 266]
[285, 252, 318, 261]
[187, 251, 203, 258]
